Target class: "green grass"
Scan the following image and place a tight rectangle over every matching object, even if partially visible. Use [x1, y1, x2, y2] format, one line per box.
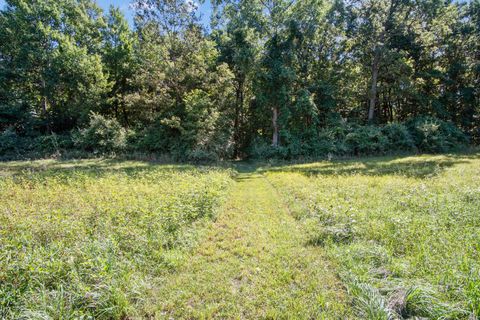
[0, 159, 234, 318]
[265, 153, 480, 319]
[145, 170, 349, 318]
[1, 153, 479, 319]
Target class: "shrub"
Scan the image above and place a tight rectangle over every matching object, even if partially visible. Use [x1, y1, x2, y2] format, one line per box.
[317, 124, 350, 156]
[0, 127, 21, 155]
[281, 132, 303, 158]
[33, 134, 74, 156]
[251, 117, 468, 159]
[345, 125, 388, 155]
[407, 116, 468, 153]
[0, 130, 76, 159]
[132, 111, 233, 162]
[187, 148, 219, 163]
[74, 113, 127, 154]
[131, 119, 181, 154]
[381, 123, 416, 151]
[315, 130, 337, 155]
[249, 137, 289, 159]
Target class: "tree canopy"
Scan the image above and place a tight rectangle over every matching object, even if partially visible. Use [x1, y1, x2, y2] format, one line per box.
[0, 0, 478, 160]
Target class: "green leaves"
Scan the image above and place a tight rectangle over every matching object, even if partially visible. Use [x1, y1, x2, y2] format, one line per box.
[0, 0, 479, 157]
[73, 112, 127, 154]
[0, 0, 108, 132]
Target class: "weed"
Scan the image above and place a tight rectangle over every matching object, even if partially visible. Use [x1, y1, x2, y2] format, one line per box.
[0, 159, 233, 318]
[266, 153, 480, 319]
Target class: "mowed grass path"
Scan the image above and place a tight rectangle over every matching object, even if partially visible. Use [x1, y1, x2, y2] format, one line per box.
[147, 168, 349, 319]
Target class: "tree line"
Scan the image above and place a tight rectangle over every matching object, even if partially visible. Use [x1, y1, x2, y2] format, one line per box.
[0, 0, 479, 160]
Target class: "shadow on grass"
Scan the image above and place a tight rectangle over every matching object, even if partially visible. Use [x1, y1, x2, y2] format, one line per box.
[262, 151, 480, 179]
[1, 151, 479, 180]
[0, 158, 226, 179]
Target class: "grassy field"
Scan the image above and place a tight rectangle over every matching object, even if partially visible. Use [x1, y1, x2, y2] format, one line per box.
[1, 153, 479, 319]
[266, 154, 480, 319]
[0, 159, 234, 318]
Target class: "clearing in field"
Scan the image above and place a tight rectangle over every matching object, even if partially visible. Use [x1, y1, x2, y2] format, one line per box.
[1, 153, 479, 319]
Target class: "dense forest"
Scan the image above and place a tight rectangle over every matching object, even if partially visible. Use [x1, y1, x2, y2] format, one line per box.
[0, 0, 479, 161]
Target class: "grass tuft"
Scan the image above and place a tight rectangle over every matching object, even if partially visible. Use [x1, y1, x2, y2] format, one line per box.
[345, 277, 399, 320]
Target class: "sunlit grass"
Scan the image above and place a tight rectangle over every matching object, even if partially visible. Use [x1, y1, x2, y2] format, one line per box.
[0, 159, 234, 318]
[265, 153, 480, 319]
[1, 154, 479, 319]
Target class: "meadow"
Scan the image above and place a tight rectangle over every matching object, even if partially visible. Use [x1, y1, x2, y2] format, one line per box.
[266, 154, 480, 319]
[0, 159, 234, 318]
[1, 153, 479, 319]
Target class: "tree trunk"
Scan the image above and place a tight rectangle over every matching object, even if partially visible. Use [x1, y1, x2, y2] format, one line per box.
[42, 96, 47, 116]
[41, 79, 50, 133]
[272, 106, 279, 147]
[388, 88, 394, 122]
[368, 48, 380, 122]
[122, 105, 129, 128]
[233, 78, 244, 158]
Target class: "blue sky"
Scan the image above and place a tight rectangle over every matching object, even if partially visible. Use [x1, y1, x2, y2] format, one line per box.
[96, 0, 212, 27]
[98, 0, 135, 24]
[0, 0, 212, 28]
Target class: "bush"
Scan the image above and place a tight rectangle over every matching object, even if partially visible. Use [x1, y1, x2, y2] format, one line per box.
[250, 122, 351, 160]
[131, 111, 234, 162]
[345, 125, 388, 155]
[250, 117, 468, 159]
[249, 137, 289, 159]
[0, 129, 77, 160]
[187, 149, 219, 163]
[74, 113, 127, 154]
[316, 123, 352, 156]
[131, 120, 179, 154]
[407, 116, 468, 153]
[33, 134, 74, 155]
[382, 123, 416, 151]
[0, 127, 21, 155]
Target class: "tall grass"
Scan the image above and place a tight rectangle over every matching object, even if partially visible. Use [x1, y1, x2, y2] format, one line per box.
[266, 154, 480, 319]
[0, 159, 234, 318]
